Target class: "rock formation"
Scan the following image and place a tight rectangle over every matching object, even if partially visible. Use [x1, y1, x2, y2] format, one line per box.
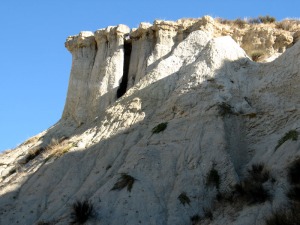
[1, 16, 300, 225]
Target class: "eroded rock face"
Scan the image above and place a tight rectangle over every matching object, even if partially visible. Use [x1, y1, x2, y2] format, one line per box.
[1, 16, 300, 225]
[62, 16, 299, 124]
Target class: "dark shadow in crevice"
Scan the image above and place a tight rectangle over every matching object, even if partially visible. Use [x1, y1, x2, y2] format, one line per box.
[117, 40, 132, 99]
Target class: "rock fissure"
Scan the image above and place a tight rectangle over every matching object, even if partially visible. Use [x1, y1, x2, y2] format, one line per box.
[117, 40, 132, 99]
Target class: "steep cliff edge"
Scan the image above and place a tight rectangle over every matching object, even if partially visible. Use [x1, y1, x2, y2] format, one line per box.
[1, 16, 300, 225]
[61, 16, 299, 124]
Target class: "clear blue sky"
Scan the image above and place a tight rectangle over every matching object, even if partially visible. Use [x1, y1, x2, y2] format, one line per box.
[0, 0, 299, 151]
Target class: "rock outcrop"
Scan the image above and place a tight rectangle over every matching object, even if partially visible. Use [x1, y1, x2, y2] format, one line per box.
[61, 16, 299, 124]
[1, 16, 300, 225]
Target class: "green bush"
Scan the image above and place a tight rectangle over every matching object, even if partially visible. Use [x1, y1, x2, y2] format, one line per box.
[152, 122, 168, 134]
[111, 173, 136, 192]
[275, 130, 298, 150]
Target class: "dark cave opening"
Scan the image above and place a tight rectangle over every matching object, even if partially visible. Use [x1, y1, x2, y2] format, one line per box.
[117, 39, 132, 99]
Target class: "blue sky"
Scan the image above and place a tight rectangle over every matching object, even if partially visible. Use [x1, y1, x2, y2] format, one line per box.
[0, 0, 299, 151]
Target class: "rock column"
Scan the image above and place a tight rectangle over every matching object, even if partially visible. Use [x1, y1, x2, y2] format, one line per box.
[62, 32, 96, 124]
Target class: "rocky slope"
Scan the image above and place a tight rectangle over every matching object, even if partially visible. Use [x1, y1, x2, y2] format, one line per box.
[1, 16, 300, 225]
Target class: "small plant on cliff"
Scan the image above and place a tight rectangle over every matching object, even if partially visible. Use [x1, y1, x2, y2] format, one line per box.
[178, 192, 191, 206]
[275, 130, 298, 151]
[152, 122, 168, 134]
[206, 166, 220, 190]
[111, 173, 136, 192]
[70, 200, 94, 225]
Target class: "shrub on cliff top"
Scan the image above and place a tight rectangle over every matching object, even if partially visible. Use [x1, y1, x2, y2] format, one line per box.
[258, 15, 276, 24]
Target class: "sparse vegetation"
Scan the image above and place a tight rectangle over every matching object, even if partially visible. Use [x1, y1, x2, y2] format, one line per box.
[234, 163, 271, 204]
[45, 139, 74, 160]
[152, 122, 168, 134]
[206, 166, 220, 189]
[21, 137, 73, 164]
[248, 18, 261, 24]
[233, 18, 247, 29]
[258, 15, 276, 24]
[275, 130, 298, 151]
[288, 158, 300, 185]
[70, 200, 94, 225]
[111, 173, 136, 192]
[276, 19, 300, 31]
[217, 16, 277, 28]
[178, 192, 191, 206]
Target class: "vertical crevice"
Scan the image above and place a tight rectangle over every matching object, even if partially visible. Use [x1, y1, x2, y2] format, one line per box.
[117, 39, 132, 98]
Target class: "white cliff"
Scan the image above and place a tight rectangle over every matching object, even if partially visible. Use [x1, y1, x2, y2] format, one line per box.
[1, 16, 300, 225]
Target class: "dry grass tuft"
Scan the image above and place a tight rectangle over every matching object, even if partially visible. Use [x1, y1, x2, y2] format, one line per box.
[44, 138, 73, 160]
